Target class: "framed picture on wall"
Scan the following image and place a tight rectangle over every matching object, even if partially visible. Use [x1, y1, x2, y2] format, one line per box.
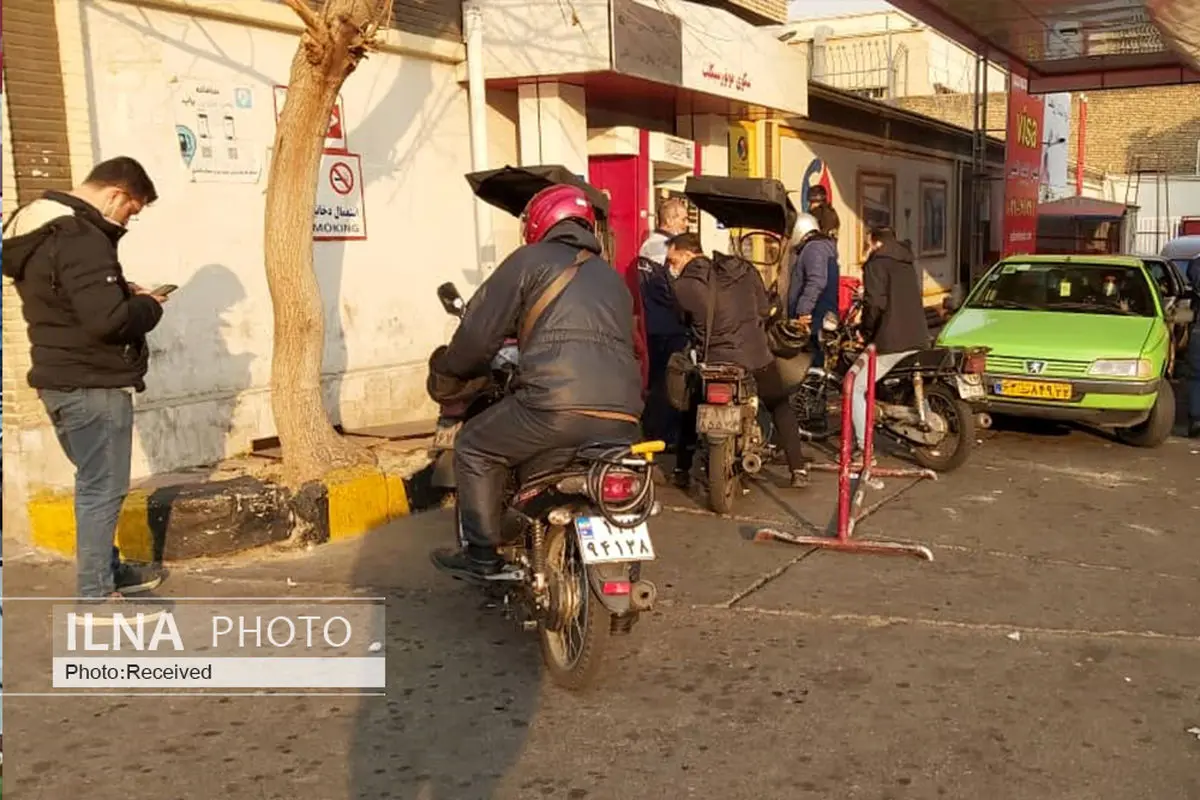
[856, 171, 896, 262]
[919, 178, 949, 257]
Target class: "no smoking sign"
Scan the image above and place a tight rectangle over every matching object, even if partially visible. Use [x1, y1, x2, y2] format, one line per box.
[329, 161, 355, 195]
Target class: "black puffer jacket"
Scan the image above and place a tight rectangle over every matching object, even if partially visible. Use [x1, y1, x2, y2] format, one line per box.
[1, 191, 163, 392]
[860, 238, 930, 355]
[435, 220, 643, 417]
[673, 252, 773, 372]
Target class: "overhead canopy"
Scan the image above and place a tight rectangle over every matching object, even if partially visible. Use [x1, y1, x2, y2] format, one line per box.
[1037, 196, 1129, 220]
[683, 176, 797, 236]
[888, 0, 1200, 93]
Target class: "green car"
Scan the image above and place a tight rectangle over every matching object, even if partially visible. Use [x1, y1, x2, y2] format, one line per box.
[936, 254, 1193, 448]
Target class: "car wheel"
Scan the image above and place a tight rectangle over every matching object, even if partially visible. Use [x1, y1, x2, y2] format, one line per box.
[1116, 388, 1175, 448]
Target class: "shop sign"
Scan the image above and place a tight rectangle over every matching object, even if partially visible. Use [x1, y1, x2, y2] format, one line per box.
[1002, 75, 1044, 257]
[649, 133, 694, 168]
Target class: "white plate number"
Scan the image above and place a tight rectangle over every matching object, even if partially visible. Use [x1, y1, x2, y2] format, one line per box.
[575, 516, 656, 564]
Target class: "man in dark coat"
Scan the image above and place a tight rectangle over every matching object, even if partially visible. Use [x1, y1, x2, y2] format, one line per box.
[1, 156, 169, 610]
[666, 232, 809, 488]
[428, 184, 643, 579]
[638, 198, 690, 445]
[851, 227, 930, 458]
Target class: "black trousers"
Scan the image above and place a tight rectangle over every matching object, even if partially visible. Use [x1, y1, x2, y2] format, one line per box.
[454, 396, 639, 553]
[644, 332, 690, 445]
[676, 361, 807, 474]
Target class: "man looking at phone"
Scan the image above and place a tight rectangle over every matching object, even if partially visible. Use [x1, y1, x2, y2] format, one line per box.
[2, 156, 170, 611]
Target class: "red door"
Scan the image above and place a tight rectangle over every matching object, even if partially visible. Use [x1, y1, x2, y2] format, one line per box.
[589, 155, 650, 395]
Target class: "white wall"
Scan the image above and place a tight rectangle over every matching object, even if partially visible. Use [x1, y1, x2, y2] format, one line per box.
[13, 1, 477, 491]
[778, 131, 959, 298]
[1109, 174, 1200, 254]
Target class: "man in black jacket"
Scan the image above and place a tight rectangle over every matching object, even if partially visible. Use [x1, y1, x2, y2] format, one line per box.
[852, 227, 930, 458]
[2, 157, 168, 605]
[429, 184, 643, 579]
[666, 232, 809, 488]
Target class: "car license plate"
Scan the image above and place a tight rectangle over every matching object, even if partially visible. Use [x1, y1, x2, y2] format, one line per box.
[954, 374, 986, 400]
[992, 379, 1073, 401]
[432, 422, 461, 450]
[575, 516, 656, 564]
[696, 403, 741, 434]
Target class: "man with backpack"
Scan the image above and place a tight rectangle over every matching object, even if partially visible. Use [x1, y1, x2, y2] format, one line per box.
[2, 157, 169, 612]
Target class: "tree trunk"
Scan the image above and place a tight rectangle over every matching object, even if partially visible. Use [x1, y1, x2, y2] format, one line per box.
[265, 0, 391, 485]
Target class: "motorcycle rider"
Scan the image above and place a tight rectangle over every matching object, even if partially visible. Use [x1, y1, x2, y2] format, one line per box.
[782, 212, 840, 367]
[851, 226, 930, 461]
[807, 185, 840, 240]
[666, 232, 810, 488]
[429, 184, 644, 579]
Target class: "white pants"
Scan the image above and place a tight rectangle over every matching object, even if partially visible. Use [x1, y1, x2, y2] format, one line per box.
[851, 350, 917, 450]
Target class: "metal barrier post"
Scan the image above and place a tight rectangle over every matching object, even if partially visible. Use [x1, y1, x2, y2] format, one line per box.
[756, 345, 935, 560]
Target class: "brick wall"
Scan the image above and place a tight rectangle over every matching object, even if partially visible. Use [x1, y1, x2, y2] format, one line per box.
[725, 0, 788, 24]
[896, 85, 1200, 177]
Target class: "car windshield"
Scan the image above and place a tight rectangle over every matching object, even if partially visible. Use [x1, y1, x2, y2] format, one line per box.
[967, 262, 1157, 317]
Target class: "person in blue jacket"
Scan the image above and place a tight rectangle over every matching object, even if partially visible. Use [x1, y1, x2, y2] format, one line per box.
[785, 213, 840, 368]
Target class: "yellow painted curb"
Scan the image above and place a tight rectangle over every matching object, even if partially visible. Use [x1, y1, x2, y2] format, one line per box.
[27, 489, 155, 560]
[324, 467, 412, 542]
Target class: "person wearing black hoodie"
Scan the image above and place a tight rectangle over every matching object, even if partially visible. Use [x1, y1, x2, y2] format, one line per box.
[851, 227, 931, 459]
[1, 157, 168, 610]
[666, 232, 809, 488]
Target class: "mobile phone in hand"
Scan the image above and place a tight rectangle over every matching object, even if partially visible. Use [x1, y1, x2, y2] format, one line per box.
[151, 284, 179, 297]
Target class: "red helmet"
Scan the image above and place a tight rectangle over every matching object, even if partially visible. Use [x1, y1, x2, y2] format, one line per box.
[521, 184, 596, 245]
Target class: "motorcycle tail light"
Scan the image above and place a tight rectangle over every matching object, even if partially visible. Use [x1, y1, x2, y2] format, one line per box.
[601, 473, 638, 502]
[964, 351, 988, 374]
[705, 382, 734, 404]
[602, 581, 632, 596]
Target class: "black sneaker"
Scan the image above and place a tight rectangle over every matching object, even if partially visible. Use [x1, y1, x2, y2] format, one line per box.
[671, 469, 691, 490]
[1189, 421, 1200, 439]
[430, 547, 504, 581]
[72, 592, 173, 626]
[790, 468, 810, 489]
[114, 562, 165, 595]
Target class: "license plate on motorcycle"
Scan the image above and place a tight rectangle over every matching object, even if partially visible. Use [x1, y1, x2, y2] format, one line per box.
[696, 404, 741, 434]
[432, 422, 461, 450]
[954, 374, 986, 400]
[575, 516, 656, 564]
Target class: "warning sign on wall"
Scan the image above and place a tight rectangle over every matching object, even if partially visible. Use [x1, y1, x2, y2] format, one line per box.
[314, 153, 367, 241]
[273, 85, 348, 152]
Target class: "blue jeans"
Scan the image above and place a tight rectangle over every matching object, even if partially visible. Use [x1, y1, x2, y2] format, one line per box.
[1189, 326, 1200, 423]
[39, 387, 134, 598]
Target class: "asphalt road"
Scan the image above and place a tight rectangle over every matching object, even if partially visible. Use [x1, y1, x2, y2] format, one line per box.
[3, 421, 1198, 800]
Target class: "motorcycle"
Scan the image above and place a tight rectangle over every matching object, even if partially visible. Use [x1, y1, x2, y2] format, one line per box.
[681, 175, 799, 514]
[788, 295, 987, 472]
[429, 281, 662, 691]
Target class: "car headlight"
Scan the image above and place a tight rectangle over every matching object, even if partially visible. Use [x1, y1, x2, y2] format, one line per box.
[1088, 358, 1152, 378]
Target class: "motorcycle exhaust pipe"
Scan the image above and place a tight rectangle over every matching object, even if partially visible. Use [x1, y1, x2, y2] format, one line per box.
[630, 580, 657, 611]
[976, 412, 993, 430]
[741, 452, 763, 474]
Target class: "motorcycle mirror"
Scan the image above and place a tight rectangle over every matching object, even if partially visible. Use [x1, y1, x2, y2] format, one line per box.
[437, 282, 465, 316]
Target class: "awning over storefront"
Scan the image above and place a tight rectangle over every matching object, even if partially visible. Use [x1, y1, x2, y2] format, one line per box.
[477, 0, 809, 117]
[1037, 196, 1129, 220]
[888, 0, 1200, 92]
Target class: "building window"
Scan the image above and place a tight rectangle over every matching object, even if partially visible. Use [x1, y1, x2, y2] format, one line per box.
[856, 171, 896, 262]
[918, 178, 949, 257]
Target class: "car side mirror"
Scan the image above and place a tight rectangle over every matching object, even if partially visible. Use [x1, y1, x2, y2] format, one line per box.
[944, 284, 966, 313]
[437, 282, 465, 317]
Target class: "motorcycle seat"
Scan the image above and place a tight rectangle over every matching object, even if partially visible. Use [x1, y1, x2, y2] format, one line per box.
[890, 347, 960, 373]
[515, 439, 638, 487]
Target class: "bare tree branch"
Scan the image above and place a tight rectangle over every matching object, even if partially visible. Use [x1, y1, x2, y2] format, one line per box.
[281, 0, 325, 37]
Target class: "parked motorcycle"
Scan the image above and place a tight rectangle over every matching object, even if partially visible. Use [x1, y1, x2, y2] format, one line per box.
[428, 282, 662, 691]
[789, 295, 987, 472]
[682, 175, 798, 514]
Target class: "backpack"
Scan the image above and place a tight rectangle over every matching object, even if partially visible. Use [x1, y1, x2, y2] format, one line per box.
[2, 204, 64, 289]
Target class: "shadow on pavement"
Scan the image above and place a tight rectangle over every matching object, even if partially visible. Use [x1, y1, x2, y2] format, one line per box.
[347, 510, 544, 800]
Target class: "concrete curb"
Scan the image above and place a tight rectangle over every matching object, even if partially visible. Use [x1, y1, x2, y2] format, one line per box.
[26, 463, 443, 561]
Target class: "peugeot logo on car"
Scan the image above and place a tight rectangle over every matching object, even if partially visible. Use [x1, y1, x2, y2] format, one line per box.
[1025, 360, 1047, 375]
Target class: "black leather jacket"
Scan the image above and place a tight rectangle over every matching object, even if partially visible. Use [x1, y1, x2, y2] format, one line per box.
[436, 220, 643, 417]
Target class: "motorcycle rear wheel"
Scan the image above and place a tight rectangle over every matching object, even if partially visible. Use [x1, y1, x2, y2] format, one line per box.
[706, 437, 740, 515]
[538, 523, 610, 691]
[908, 384, 975, 472]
